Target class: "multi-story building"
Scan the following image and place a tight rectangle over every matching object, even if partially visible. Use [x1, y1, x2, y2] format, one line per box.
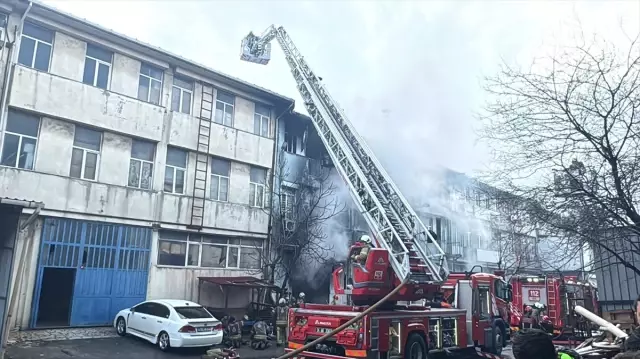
[0, 0, 295, 336]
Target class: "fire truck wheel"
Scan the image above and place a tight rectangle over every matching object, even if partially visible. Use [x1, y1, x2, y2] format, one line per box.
[490, 325, 504, 356]
[404, 333, 427, 359]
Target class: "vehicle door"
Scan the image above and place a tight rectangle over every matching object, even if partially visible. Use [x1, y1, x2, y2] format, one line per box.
[147, 303, 171, 338]
[472, 278, 492, 346]
[493, 279, 510, 321]
[128, 302, 154, 337]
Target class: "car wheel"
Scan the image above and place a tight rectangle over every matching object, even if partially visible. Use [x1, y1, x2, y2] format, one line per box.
[157, 331, 171, 352]
[116, 317, 127, 336]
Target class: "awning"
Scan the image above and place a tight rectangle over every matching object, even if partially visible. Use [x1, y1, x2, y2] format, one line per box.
[198, 276, 278, 289]
[0, 197, 44, 208]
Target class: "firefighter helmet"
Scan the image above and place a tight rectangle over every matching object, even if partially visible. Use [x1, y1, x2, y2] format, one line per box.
[359, 235, 372, 244]
[299, 292, 305, 299]
[278, 297, 286, 305]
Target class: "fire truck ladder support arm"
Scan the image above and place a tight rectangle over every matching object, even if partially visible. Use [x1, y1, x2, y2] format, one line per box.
[275, 276, 411, 359]
[240, 25, 449, 285]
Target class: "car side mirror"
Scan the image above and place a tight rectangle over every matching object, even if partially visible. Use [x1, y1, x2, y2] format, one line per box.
[130, 307, 135, 312]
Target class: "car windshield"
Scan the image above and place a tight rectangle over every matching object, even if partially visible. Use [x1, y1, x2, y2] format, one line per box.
[174, 306, 214, 319]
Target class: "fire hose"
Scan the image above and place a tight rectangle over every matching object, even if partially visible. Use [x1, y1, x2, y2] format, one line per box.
[274, 276, 411, 359]
[574, 306, 628, 340]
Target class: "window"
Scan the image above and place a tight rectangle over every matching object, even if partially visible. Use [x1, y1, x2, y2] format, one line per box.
[280, 188, 295, 221]
[284, 129, 307, 156]
[171, 76, 193, 115]
[149, 303, 171, 319]
[128, 139, 155, 189]
[164, 147, 187, 194]
[214, 91, 234, 126]
[477, 287, 490, 318]
[174, 306, 213, 319]
[138, 63, 163, 105]
[495, 280, 509, 301]
[70, 126, 101, 180]
[254, 104, 270, 137]
[18, 22, 53, 71]
[156, 230, 262, 269]
[133, 302, 153, 314]
[1, 110, 40, 169]
[210, 158, 230, 201]
[0, 13, 8, 41]
[82, 44, 112, 89]
[249, 166, 267, 208]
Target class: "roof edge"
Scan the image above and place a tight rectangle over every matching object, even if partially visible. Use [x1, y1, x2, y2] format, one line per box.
[25, 0, 295, 107]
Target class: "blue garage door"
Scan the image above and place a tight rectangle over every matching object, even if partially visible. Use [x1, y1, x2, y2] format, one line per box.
[31, 218, 151, 327]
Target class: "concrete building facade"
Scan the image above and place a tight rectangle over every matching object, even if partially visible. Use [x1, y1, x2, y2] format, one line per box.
[0, 0, 294, 335]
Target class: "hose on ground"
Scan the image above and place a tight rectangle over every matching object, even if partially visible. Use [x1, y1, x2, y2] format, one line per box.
[274, 275, 411, 359]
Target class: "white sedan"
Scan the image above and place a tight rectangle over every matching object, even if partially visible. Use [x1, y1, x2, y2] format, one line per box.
[113, 299, 223, 351]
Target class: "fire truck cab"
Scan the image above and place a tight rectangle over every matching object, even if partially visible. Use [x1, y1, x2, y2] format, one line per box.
[510, 274, 598, 341]
[441, 267, 513, 354]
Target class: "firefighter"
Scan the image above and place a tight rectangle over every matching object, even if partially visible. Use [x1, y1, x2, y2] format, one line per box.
[520, 306, 539, 329]
[275, 298, 289, 346]
[250, 319, 269, 350]
[331, 294, 339, 305]
[225, 316, 243, 348]
[297, 292, 306, 307]
[351, 235, 373, 263]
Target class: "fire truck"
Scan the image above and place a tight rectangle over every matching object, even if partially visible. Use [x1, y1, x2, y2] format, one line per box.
[240, 25, 507, 359]
[510, 274, 598, 342]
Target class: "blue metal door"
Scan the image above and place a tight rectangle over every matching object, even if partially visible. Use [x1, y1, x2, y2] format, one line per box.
[31, 218, 151, 327]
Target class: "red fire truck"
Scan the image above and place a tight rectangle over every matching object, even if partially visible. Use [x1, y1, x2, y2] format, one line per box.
[510, 274, 598, 341]
[282, 248, 506, 358]
[441, 268, 513, 350]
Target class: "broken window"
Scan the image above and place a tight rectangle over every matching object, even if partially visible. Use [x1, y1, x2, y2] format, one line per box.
[283, 121, 307, 156]
[70, 125, 102, 180]
[172, 76, 193, 115]
[128, 139, 155, 189]
[83, 43, 112, 89]
[164, 146, 187, 194]
[138, 63, 163, 105]
[1, 110, 40, 170]
[18, 22, 53, 72]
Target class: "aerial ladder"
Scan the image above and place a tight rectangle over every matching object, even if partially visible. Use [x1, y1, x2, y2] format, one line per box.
[240, 26, 450, 289]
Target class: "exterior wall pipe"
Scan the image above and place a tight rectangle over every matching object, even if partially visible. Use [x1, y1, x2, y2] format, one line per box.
[265, 102, 293, 285]
[0, 1, 31, 156]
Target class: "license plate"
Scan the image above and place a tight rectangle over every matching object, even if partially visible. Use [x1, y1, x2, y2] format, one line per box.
[197, 327, 212, 332]
[315, 327, 332, 334]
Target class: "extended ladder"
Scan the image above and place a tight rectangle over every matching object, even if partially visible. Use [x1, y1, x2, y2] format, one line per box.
[188, 84, 214, 229]
[240, 26, 449, 285]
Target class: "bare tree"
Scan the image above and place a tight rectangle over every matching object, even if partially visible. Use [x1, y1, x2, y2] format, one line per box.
[479, 27, 640, 274]
[248, 148, 345, 294]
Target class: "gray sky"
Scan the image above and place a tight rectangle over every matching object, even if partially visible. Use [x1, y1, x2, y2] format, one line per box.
[43, 0, 640, 181]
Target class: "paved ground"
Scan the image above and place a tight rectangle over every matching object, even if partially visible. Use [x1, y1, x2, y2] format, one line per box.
[5, 333, 513, 359]
[6, 337, 284, 359]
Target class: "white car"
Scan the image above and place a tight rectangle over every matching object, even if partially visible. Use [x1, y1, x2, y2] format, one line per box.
[113, 299, 223, 351]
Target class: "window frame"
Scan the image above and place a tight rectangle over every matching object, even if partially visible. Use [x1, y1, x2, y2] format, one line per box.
[0, 13, 8, 42]
[280, 188, 295, 221]
[128, 139, 155, 190]
[249, 166, 267, 208]
[18, 21, 53, 71]
[138, 63, 164, 105]
[164, 147, 187, 194]
[0, 112, 40, 170]
[70, 126, 102, 181]
[210, 157, 230, 202]
[83, 44, 112, 89]
[214, 91, 235, 127]
[156, 231, 262, 269]
[253, 104, 270, 138]
[171, 76, 194, 115]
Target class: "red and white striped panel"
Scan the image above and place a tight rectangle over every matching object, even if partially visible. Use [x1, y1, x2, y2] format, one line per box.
[474, 347, 503, 359]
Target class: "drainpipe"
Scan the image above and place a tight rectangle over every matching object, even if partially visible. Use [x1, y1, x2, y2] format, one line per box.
[266, 102, 293, 288]
[0, 1, 31, 154]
